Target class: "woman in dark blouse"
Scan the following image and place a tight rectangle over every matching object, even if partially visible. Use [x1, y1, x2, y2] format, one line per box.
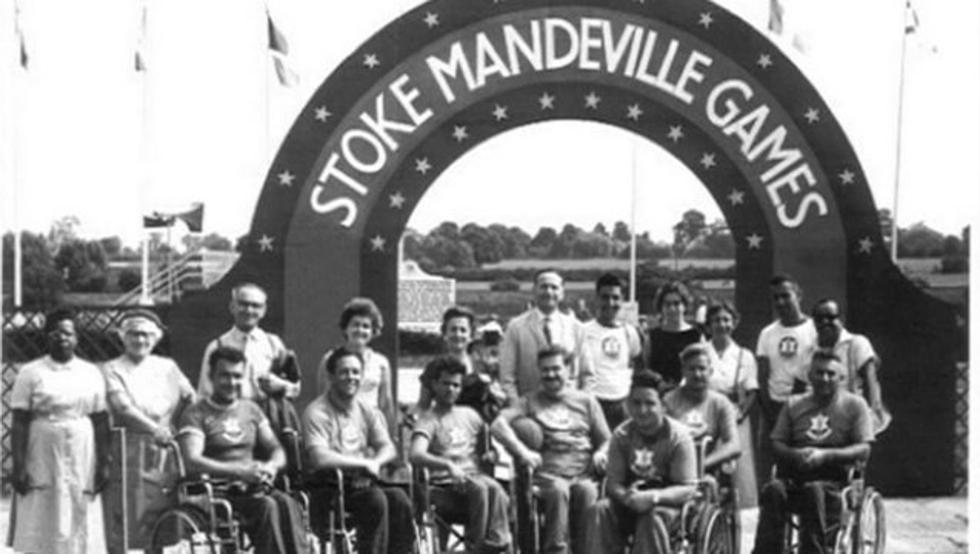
[646, 281, 704, 389]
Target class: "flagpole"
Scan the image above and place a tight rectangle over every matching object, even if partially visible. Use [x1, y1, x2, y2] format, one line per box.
[629, 140, 638, 303]
[137, 0, 153, 306]
[890, 4, 910, 263]
[10, 0, 24, 307]
[264, 4, 272, 166]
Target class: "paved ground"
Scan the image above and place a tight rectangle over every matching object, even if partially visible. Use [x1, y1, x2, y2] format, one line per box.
[0, 495, 967, 553]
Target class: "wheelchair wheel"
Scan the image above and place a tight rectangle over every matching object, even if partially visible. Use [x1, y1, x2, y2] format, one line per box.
[696, 506, 734, 554]
[148, 505, 220, 554]
[855, 490, 885, 554]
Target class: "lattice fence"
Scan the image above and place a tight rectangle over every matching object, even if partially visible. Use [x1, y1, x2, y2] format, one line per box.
[1, 307, 169, 495]
[954, 361, 968, 495]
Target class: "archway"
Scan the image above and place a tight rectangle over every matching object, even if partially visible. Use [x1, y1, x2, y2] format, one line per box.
[168, 0, 963, 495]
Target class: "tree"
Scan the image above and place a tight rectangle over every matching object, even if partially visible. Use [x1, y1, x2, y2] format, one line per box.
[529, 227, 558, 258]
[898, 223, 945, 257]
[612, 221, 632, 243]
[54, 239, 110, 292]
[98, 236, 123, 257]
[461, 223, 505, 265]
[571, 232, 614, 258]
[552, 223, 583, 257]
[182, 232, 234, 252]
[47, 215, 81, 254]
[2, 232, 66, 308]
[592, 223, 609, 237]
[488, 224, 530, 259]
[117, 268, 141, 291]
[431, 222, 461, 241]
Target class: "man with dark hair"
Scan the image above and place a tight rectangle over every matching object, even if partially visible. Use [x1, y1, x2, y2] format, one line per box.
[410, 356, 511, 553]
[752, 351, 874, 554]
[303, 347, 415, 554]
[585, 369, 698, 553]
[582, 272, 644, 429]
[756, 274, 817, 480]
[492, 345, 610, 554]
[500, 269, 595, 401]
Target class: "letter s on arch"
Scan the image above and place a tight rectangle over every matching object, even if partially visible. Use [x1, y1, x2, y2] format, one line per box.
[310, 186, 358, 228]
[777, 191, 828, 228]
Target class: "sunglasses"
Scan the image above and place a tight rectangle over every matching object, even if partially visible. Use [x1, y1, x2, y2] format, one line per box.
[814, 314, 840, 322]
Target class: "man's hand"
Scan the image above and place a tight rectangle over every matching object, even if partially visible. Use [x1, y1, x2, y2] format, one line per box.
[362, 459, 382, 478]
[800, 448, 829, 470]
[152, 425, 174, 446]
[623, 485, 657, 513]
[593, 450, 608, 474]
[12, 468, 32, 495]
[446, 462, 468, 484]
[93, 463, 111, 494]
[257, 374, 287, 395]
[519, 448, 543, 470]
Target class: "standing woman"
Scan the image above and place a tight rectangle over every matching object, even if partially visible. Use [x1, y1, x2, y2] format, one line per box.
[9, 308, 110, 553]
[705, 301, 759, 507]
[318, 297, 396, 433]
[646, 281, 704, 390]
[414, 306, 476, 413]
[102, 309, 195, 548]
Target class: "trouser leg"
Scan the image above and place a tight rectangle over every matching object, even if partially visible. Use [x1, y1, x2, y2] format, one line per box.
[585, 498, 632, 554]
[756, 400, 785, 488]
[471, 474, 511, 551]
[382, 486, 415, 554]
[230, 494, 288, 554]
[752, 479, 789, 554]
[568, 479, 598, 554]
[800, 481, 842, 554]
[270, 489, 307, 554]
[349, 486, 389, 554]
[537, 475, 571, 554]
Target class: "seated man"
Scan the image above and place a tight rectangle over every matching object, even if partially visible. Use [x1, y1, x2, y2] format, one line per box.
[752, 350, 875, 554]
[663, 343, 741, 475]
[585, 370, 698, 554]
[491, 345, 610, 554]
[303, 347, 414, 554]
[177, 346, 307, 554]
[410, 356, 511, 554]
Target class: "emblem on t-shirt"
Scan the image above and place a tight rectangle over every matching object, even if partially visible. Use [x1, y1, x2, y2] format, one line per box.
[538, 405, 573, 429]
[446, 427, 468, 449]
[601, 336, 622, 358]
[778, 336, 800, 358]
[220, 418, 244, 442]
[682, 411, 708, 436]
[631, 447, 656, 479]
[805, 414, 832, 441]
[340, 419, 362, 452]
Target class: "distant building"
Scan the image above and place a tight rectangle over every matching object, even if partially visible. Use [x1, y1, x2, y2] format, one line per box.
[398, 260, 456, 333]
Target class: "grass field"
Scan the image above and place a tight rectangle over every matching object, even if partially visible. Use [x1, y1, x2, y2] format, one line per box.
[484, 257, 949, 273]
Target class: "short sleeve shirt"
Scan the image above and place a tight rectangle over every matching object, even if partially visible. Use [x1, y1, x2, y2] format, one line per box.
[606, 417, 697, 490]
[318, 348, 390, 412]
[413, 405, 485, 482]
[104, 354, 194, 427]
[663, 389, 738, 452]
[708, 343, 759, 397]
[582, 321, 642, 401]
[517, 390, 609, 478]
[756, 319, 818, 401]
[11, 355, 106, 417]
[832, 331, 878, 397]
[302, 394, 391, 458]
[178, 398, 269, 463]
[772, 391, 875, 448]
[198, 327, 289, 401]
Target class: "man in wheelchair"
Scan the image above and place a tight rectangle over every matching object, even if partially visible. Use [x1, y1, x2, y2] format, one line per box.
[752, 350, 875, 554]
[177, 346, 307, 553]
[492, 345, 611, 554]
[409, 356, 511, 553]
[585, 370, 698, 554]
[302, 346, 415, 554]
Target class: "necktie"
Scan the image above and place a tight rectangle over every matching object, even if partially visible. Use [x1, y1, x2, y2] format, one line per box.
[543, 317, 553, 346]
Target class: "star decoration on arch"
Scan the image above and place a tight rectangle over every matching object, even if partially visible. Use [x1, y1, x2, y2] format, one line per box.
[728, 189, 745, 205]
[389, 192, 406, 209]
[415, 157, 432, 175]
[492, 104, 509, 121]
[538, 92, 556, 110]
[667, 125, 684, 143]
[804, 108, 820, 124]
[452, 125, 469, 142]
[857, 236, 874, 254]
[363, 53, 380, 69]
[584, 92, 601, 109]
[258, 235, 274, 252]
[626, 103, 643, 121]
[314, 106, 332, 122]
[757, 54, 773, 69]
[698, 12, 714, 29]
[423, 12, 440, 28]
[699, 153, 716, 169]
[370, 235, 386, 252]
[838, 169, 855, 185]
[746, 233, 763, 249]
[277, 170, 295, 186]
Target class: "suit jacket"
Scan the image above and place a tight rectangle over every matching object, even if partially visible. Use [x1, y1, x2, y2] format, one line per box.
[499, 308, 595, 401]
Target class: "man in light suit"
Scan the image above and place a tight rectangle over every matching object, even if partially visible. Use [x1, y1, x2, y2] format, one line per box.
[500, 269, 595, 402]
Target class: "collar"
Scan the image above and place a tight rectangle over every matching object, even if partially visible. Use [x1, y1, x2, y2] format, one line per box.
[205, 395, 239, 411]
[325, 391, 355, 415]
[535, 308, 560, 322]
[230, 326, 264, 342]
[833, 328, 855, 346]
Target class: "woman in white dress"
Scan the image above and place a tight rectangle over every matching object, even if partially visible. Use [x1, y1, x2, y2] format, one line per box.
[102, 309, 195, 549]
[705, 301, 759, 507]
[9, 308, 109, 553]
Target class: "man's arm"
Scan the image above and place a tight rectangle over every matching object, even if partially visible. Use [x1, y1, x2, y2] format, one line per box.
[197, 340, 217, 398]
[255, 419, 287, 475]
[861, 358, 884, 413]
[756, 356, 772, 409]
[490, 406, 542, 468]
[626, 435, 697, 511]
[574, 321, 597, 392]
[178, 431, 262, 482]
[704, 399, 741, 470]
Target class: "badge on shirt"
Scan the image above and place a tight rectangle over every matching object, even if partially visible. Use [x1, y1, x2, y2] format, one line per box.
[538, 405, 572, 429]
[778, 336, 800, 358]
[601, 336, 622, 358]
[220, 418, 245, 442]
[631, 447, 656, 479]
[806, 414, 832, 442]
[682, 411, 708, 437]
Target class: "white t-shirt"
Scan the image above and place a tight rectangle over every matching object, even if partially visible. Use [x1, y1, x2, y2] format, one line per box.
[708, 342, 759, 398]
[755, 318, 817, 401]
[832, 330, 877, 396]
[582, 320, 641, 401]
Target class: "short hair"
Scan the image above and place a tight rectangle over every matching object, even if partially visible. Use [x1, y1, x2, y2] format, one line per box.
[631, 369, 664, 392]
[441, 306, 475, 335]
[231, 282, 267, 302]
[769, 274, 802, 296]
[533, 268, 563, 286]
[537, 344, 572, 365]
[705, 301, 739, 327]
[679, 342, 712, 365]
[339, 297, 384, 333]
[811, 349, 842, 366]
[654, 281, 692, 313]
[208, 346, 246, 374]
[424, 356, 468, 381]
[44, 307, 76, 333]
[811, 298, 838, 315]
[595, 272, 624, 294]
[324, 346, 363, 374]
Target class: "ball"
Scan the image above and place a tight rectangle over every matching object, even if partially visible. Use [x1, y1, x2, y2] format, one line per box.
[511, 416, 544, 451]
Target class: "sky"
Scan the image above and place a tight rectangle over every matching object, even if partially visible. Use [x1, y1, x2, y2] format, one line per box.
[0, 0, 977, 248]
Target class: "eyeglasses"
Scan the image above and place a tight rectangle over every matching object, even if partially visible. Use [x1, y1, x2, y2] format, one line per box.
[813, 314, 840, 323]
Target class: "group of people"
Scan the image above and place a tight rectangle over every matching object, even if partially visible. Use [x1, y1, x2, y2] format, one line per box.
[6, 270, 884, 554]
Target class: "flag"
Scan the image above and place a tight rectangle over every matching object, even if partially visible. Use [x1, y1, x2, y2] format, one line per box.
[768, 0, 784, 34]
[905, 0, 919, 34]
[175, 203, 204, 233]
[14, 0, 28, 69]
[143, 213, 176, 228]
[134, 0, 148, 72]
[267, 10, 299, 86]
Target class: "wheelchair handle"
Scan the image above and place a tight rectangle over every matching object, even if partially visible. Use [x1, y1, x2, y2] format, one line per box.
[164, 440, 186, 479]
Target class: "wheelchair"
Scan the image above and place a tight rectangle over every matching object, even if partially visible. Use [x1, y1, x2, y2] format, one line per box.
[778, 463, 885, 554]
[147, 432, 314, 554]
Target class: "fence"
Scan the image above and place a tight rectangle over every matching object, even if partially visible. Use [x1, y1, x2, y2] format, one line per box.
[1, 307, 169, 494]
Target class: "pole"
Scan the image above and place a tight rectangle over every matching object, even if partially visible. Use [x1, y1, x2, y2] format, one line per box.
[10, 0, 23, 306]
[140, 232, 151, 305]
[264, 4, 272, 166]
[138, 0, 153, 306]
[166, 225, 173, 302]
[890, 5, 910, 262]
[629, 140, 638, 302]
